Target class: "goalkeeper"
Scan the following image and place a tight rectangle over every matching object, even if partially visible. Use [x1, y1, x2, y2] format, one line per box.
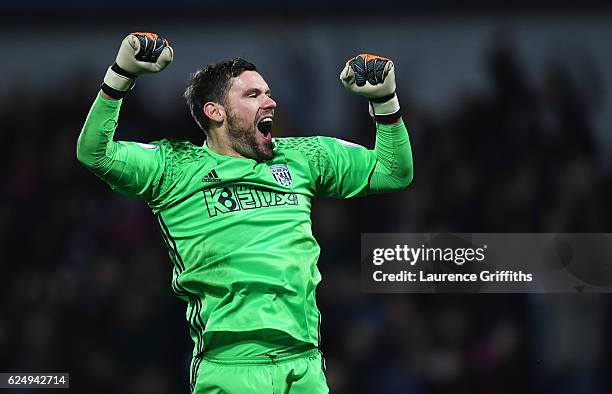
[77, 32, 413, 393]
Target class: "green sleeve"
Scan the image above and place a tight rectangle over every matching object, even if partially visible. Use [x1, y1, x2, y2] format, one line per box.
[316, 119, 413, 198]
[369, 120, 414, 193]
[76, 93, 166, 202]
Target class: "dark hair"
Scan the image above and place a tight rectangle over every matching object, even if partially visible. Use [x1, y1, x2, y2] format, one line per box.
[184, 57, 257, 133]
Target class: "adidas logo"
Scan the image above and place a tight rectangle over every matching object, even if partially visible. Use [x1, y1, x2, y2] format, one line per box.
[202, 169, 222, 183]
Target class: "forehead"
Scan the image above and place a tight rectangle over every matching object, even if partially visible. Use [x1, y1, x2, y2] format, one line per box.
[227, 70, 270, 94]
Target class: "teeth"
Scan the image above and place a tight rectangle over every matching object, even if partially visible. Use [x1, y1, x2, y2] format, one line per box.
[260, 117, 273, 123]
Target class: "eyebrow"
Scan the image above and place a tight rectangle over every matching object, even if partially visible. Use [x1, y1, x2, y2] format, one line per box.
[245, 88, 272, 96]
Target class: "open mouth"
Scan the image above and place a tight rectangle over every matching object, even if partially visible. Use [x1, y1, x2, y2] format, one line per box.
[256, 116, 273, 140]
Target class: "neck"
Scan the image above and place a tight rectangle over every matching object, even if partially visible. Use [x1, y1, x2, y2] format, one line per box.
[206, 130, 245, 159]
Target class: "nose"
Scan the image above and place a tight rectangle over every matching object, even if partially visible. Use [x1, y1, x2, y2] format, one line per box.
[262, 95, 277, 109]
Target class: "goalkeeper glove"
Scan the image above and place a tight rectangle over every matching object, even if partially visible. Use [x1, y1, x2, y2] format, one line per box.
[340, 54, 400, 123]
[101, 32, 173, 99]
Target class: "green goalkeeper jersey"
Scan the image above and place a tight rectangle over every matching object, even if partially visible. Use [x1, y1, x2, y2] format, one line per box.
[77, 93, 413, 360]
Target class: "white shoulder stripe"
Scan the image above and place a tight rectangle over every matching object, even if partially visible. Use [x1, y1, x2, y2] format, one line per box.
[335, 138, 362, 148]
[136, 142, 158, 150]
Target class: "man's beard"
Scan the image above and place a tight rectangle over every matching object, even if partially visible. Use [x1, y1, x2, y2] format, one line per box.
[226, 109, 274, 162]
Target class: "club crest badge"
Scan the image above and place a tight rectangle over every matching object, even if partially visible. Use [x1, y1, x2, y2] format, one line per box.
[270, 164, 293, 187]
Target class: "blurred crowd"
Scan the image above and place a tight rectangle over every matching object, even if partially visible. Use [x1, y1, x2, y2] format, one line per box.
[1, 27, 610, 394]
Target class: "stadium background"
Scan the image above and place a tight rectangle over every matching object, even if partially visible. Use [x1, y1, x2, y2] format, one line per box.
[1, 2, 611, 393]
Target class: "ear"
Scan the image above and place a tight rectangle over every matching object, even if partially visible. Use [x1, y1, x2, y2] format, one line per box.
[203, 102, 225, 124]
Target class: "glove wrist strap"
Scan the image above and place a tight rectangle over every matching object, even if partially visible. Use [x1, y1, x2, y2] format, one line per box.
[370, 93, 396, 103]
[369, 94, 401, 124]
[102, 63, 136, 99]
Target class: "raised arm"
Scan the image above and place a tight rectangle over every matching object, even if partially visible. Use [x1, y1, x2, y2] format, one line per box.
[311, 54, 413, 198]
[340, 54, 413, 192]
[76, 32, 173, 201]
